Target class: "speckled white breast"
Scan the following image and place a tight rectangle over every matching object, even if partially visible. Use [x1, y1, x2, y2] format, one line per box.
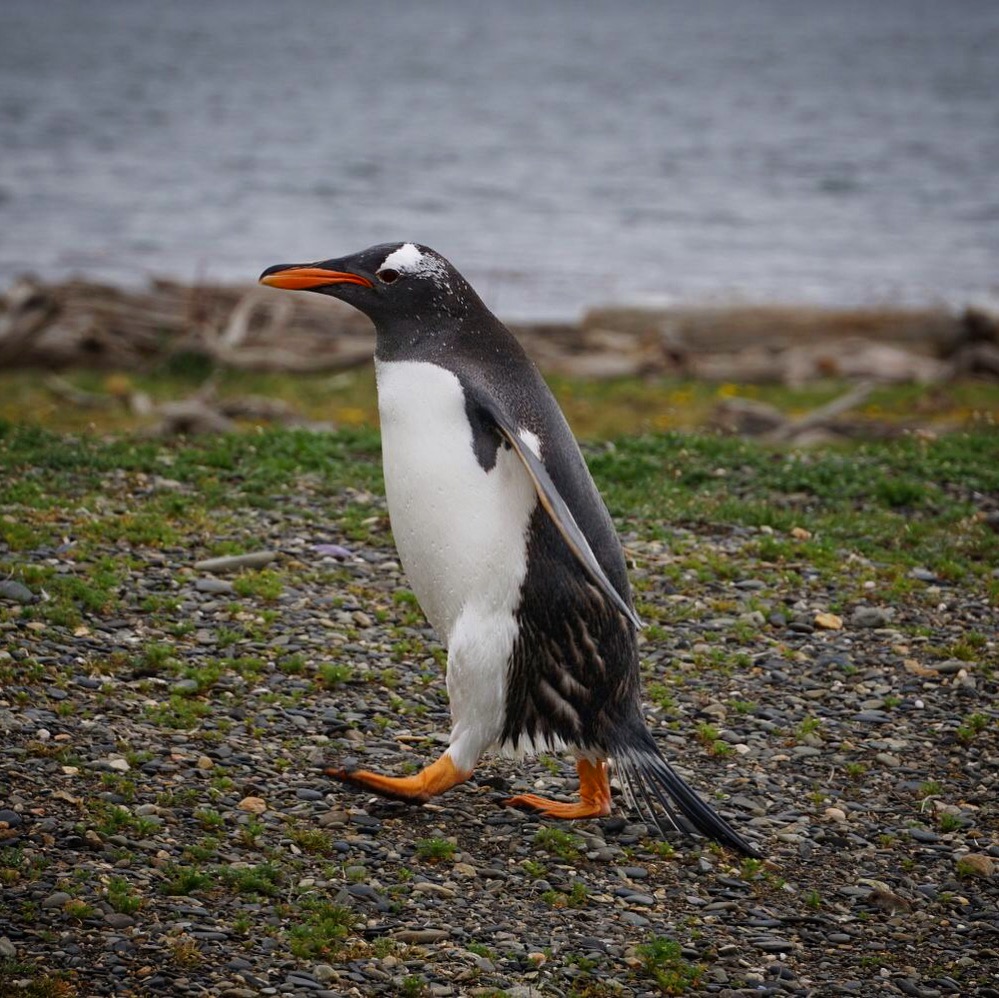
[374, 358, 538, 646]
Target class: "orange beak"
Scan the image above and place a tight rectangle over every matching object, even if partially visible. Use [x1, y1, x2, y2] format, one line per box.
[259, 266, 373, 291]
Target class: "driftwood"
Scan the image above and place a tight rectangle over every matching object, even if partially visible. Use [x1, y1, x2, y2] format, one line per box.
[2, 275, 997, 383]
[0, 277, 373, 373]
[711, 383, 882, 443]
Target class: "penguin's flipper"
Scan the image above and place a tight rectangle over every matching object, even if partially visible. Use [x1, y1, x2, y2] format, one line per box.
[471, 392, 641, 630]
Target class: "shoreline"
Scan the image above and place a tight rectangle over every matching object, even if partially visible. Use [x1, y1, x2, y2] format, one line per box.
[3, 276, 995, 387]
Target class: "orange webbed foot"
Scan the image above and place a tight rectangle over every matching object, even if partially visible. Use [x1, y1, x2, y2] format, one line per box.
[505, 758, 612, 820]
[325, 752, 470, 804]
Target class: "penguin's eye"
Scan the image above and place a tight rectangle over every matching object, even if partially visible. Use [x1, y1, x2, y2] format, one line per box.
[377, 268, 400, 285]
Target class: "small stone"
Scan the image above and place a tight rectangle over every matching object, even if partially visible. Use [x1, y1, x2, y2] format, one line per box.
[824, 807, 847, 823]
[392, 928, 450, 944]
[790, 526, 812, 540]
[0, 809, 23, 827]
[0, 580, 34, 603]
[313, 964, 336, 983]
[107, 757, 130, 772]
[928, 659, 966, 674]
[42, 892, 72, 909]
[195, 578, 236, 595]
[751, 937, 796, 953]
[238, 796, 267, 813]
[318, 810, 349, 828]
[814, 612, 843, 630]
[197, 755, 214, 770]
[850, 606, 893, 628]
[0, 937, 15, 958]
[193, 551, 278, 573]
[105, 912, 136, 928]
[956, 853, 995, 878]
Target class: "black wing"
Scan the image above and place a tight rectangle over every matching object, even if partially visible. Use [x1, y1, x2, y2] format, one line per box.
[470, 390, 641, 630]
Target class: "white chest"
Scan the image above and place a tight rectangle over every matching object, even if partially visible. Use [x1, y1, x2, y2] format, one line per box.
[374, 359, 538, 644]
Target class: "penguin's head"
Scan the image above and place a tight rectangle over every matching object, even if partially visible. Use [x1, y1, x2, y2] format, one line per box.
[259, 242, 475, 327]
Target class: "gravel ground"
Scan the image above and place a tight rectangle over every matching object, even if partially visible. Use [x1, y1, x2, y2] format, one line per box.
[1, 474, 998, 998]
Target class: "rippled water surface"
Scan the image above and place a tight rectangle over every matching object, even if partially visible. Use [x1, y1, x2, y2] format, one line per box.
[1, 0, 997, 318]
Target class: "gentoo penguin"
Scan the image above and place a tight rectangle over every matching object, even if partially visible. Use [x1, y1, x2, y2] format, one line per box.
[260, 243, 759, 856]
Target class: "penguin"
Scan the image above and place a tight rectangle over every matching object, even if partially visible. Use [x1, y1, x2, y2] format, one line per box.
[260, 243, 760, 856]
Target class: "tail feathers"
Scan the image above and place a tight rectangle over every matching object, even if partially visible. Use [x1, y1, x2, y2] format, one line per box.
[614, 741, 762, 858]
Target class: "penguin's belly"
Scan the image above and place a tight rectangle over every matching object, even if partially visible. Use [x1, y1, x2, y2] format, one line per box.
[374, 359, 538, 644]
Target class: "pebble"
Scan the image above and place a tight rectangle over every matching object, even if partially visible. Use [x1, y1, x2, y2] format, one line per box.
[238, 796, 267, 813]
[0, 580, 35, 602]
[956, 853, 995, 877]
[814, 612, 843, 630]
[195, 578, 236, 595]
[193, 551, 278, 572]
[393, 929, 450, 944]
[751, 937, 796, 953]
[850, 606, 893, 628]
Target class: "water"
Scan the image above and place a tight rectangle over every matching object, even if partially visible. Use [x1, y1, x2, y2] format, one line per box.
[1, 0, 997, 319]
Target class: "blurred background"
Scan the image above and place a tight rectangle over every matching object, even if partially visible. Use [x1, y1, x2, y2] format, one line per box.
[2, 0, 998, 320]
[1, 0, 998, 438]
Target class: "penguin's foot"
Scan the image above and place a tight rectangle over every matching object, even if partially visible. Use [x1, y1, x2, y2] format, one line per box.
[505, 758, 612, 819]
[325, 752, 471, 804]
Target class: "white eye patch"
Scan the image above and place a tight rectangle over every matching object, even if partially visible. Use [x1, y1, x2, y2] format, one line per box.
[380, 243, 427, 274]
[378, 243, 451, 288]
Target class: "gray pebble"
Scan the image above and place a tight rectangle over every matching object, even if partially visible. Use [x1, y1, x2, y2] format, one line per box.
[295, 788, 324, 801]
[850, 606, 893, 628]
[104, 913, 135, 928]
[0, 580, 35, 603]
[193, 551, 278, 572]
[751, 937, 796, 953]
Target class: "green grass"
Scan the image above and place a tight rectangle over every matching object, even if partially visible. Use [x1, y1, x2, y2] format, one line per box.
[3, 420, 996, 600]
[2, 369, 996, 439]
[634, 936, 703, 994]
[286, 900, 357, 958]
[534, 827, 583, 861]
[413, 837, 458, 862]
[159, 864, 215, 897]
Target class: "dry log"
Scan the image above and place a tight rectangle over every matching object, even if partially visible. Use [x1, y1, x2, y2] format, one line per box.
[2, 276, 994, 384]
[767, 382, 873, 441]
[711, 382, 878, 442]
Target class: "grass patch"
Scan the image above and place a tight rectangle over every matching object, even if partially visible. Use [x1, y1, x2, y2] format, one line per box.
[533, 827, 583, 861]
[634, 936, 703, 994]
[414, 837, 457, 862]
[286, 900, 357, 958]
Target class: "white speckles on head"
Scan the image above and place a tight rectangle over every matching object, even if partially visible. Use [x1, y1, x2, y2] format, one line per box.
[379, 243, 452, 290]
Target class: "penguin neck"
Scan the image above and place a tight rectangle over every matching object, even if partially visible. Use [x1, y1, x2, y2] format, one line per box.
[373, 312, 465, 363]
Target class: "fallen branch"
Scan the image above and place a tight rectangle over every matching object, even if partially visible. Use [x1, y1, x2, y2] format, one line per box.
[766, 382, 874, 442]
